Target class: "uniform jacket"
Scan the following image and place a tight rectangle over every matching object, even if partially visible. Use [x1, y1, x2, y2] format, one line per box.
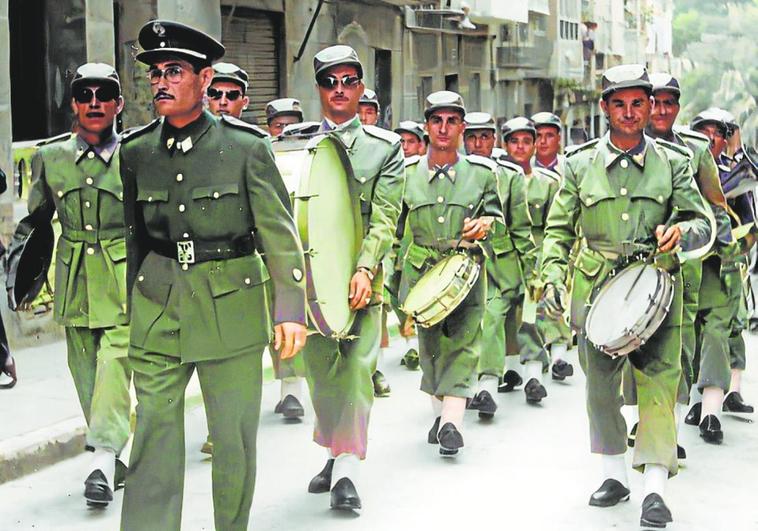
[540, 133, 712, 330]
[120, 111, 306, 362]
[16, 135, 128, 328]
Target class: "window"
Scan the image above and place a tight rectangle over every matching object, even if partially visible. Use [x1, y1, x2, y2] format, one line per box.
[469, 73, 481, 111]
[419, 76, 433, 117]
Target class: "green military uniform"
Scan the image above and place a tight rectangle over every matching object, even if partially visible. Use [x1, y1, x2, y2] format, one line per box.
[119, 20, 306, 531]
[302, 115, 405, 458]
[17, 134, 132, 454]
[541, 133, 711, 476]
[399, 154, 503, 397]
[479, 159, 534, 378]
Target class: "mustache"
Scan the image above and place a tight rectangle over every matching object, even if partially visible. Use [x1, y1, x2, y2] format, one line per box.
[154, 91, 174, 101]
[85, 111, 105, 117]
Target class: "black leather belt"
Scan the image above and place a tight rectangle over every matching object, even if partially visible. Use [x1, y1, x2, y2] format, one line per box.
[148, 234, 257, 264]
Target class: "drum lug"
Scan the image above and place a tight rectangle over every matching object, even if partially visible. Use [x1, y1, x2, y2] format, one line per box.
[304, 248, 318, 257]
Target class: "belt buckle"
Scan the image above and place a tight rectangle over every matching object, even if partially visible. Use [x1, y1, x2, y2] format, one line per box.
[177, 240, 195, 264]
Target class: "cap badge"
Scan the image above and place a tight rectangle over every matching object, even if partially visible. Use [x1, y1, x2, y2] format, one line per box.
[152, 22, 166, 37]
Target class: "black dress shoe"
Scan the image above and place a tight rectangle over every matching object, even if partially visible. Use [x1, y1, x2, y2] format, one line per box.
[0, 356, 17, 389]
[628, 422, 638, 447]
[684, 402, 701, 426]
[498, 369, 523, 393]
[400, 348, 420, 370]
[372, 370, 391, 397]
[722, 391, 754, 413]
[640, 493, 673, 528]
[428, 416, 441, 444]
[114, 459, 127, 491]
[476, 390, 497, 419]
[274, 399, 283, 414]
[279, 394, 305, 419]
[524, 378, 547, 403]
[699, 414, 724, 444]
[330, 477, 361, 510]
[677, 444, 687, 460]
[588, 478, 630, 507]
[467, 393, 482, 410]
[437, 422, 464, 456]
[551, 359, 574, 381]
[84, 469, 113, 507]
[308, 459, 334, 493]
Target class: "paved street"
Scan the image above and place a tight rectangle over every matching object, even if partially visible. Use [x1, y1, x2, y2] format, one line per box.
[1, 334, 757, 531]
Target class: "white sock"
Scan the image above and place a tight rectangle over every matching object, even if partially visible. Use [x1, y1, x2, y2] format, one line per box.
[702, 387, 724, 418]
[407, 336, 419, 351]
[728, 368, 742, 394]
[690, 385, 702, 405]
[525, 360, 543, 383]
[643, 464, 667, 497]
[601, 454, 628, 487]
[440, 396, 466, 431]
[430, 395, 442, 418]
[477, 374, 499, 397]
[376, 348, 387, 372]
[280, 377, 303, 401]
[675, 403, 685, 437]
[624, 404, 640, 428]
[332, 453, 360, 488]
[505, 356, 521, 374]
[551, 343, 568, 361]
[90, 448, 116, 485]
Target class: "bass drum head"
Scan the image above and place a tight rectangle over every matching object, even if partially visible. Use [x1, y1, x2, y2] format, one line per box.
[402, 254, 467, 316]
[585, 263, 660, 350]
[272, 137, 311, 196]
[295, 135, 362, 337]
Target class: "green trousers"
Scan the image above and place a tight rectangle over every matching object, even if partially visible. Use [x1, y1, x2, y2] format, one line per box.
[418, 274, 484, 398]
[303, 305, 381, 459]
[729, 274, 749, 370]
[693, 256, 738, 392]
[269, 350, 305, 380]
[122, 348, 263, 531]
[479, 282, 520, 378]
[65, 325, 131, 452]
[578, 322, 681, 476]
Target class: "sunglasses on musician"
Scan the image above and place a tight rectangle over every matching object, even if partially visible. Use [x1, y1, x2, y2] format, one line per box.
[207, 87, 244, 101]
[73, 86, 119, 104]
[316, 74, 362, 90]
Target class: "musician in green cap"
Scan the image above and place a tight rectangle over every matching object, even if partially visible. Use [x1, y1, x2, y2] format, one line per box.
[460, 111, 534, 419]
[539, 64, 712, 529]
[119, 20, 307, 531]
[398, 91, 503, 456]
[9, 62, 132, 508]
[303, 44, 405, 512]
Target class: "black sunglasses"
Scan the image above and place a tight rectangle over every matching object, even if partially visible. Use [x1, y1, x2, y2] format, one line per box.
[207, 87, 244, 101]
[73, 86, 119, 104]
[316, 75, 362, 90]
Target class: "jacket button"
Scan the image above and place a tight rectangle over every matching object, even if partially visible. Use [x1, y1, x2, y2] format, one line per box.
[148, 196, 153, 202]
[86, 177, 94, 185]
[85, 201, 91, 208]
[437, 216, 445, 223]
[183, 232, 189, 238]
[85, 224, 93, 230]
[179, 204, 186, 212]
[86, 247, 95, 255]
[138, 275, 144, 282]
[244, 278, 251, 285]
[359, 177, 366, 183]
[621, 213, 630, 221]
[57, 191, 64, 198]
[181, 263, 189, 271]
[213, 192, 220, 199]
[176, 173, 183, 182]
[620, 187, 628, 196]
[292, 268, 303, 282]
[437, 196, 444, 203]
[620, 159, 629, 169]
[87, 151, 95, 159]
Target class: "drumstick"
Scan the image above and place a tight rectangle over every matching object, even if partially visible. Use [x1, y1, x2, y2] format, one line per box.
[623, 207, 679, 301]
[453, 197, 485, 249]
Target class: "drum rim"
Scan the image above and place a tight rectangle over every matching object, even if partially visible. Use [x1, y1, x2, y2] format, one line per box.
[295, 134, 363, 338]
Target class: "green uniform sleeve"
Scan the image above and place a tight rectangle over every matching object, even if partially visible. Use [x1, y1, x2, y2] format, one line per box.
[356, 141, 406, 272]
[245, 138, 307, 325]
[506, 170, 535, 259]
[540, 163, 581, 288]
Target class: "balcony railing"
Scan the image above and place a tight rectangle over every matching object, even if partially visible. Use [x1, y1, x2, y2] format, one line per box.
[496, 35, 552, 74]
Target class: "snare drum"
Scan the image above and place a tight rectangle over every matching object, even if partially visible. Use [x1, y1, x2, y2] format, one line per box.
[585, 262, 674, 357]
[401, 253, 480, 328]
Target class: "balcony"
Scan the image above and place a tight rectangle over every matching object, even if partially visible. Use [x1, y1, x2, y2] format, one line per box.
[496, 35, 552, 76]
[549, 40, 584, 81]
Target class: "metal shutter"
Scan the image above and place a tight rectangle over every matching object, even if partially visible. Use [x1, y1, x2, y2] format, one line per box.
[221, 7, 281, 126]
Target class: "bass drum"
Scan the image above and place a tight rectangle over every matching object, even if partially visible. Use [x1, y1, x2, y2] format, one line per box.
[275, 134, 363, 338]
[585, 262, 674, 357]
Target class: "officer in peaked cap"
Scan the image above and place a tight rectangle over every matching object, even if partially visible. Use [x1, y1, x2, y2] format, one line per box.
[7, 61, 132, 507]
[358, 88, 380, 126]
[207, 62, 250, 118]
[266, 98, 304, 137]
[303, 43, 405, 512]
[394, 120, 426, 158]
[120, 19, 307, 531]
[539, 64, 712, 529]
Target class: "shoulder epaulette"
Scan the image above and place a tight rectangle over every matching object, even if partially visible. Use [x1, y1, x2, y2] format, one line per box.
[654, 137, 692, 160]
[363, 124, 401, 145]
[534, 166, 561, 183]
[495, 158, 524, 174]
[36, 132, 73, 147]
[404, 154, 421, 167]
[466, 153, 498, 171]
[673, 126, 710, 144]
[221, 114, 269, 138]
[565, 138, 600, 157]
[121, 119, 162, 145]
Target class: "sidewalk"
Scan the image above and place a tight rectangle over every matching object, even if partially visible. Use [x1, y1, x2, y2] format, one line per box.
[0, 338, 274, 484]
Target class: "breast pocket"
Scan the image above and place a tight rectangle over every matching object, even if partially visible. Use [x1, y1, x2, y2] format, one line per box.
[54, 183, 84, 226]
[629, 189, 669, 229]
[136, 188, 169, 224]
